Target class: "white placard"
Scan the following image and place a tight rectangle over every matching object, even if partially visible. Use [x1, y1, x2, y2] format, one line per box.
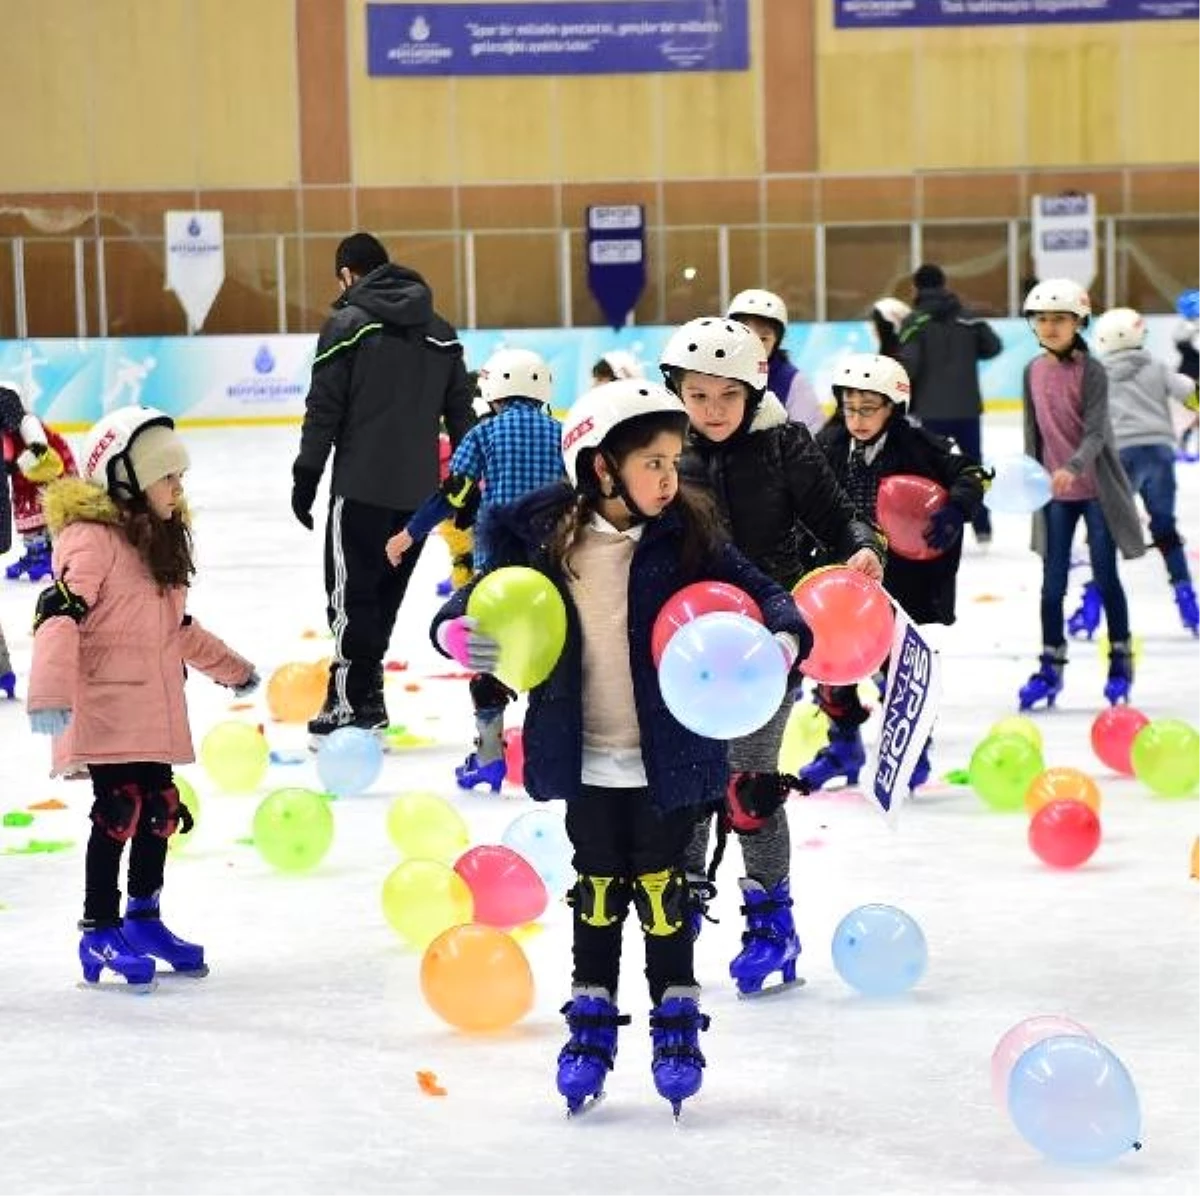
[164, 211, 225, 333]
[1031, 193, 1097, 289]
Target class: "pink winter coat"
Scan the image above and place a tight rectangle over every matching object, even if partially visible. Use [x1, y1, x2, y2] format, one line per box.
[27, 478, 253, 776]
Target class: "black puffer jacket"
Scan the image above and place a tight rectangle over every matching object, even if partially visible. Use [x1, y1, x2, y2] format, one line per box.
[680, 393, 884, 589]
[295, 264, 475, 510]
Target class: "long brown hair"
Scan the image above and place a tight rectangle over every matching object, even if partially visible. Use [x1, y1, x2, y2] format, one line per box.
[119, 496, 196, 589]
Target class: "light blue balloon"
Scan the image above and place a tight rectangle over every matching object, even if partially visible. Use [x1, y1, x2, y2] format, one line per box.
[984, 454, 1053, 514]
[1007, 1035, 1142, 1164]
[502, 809, 574, 898]
[657, 612, 788, 740]
[831, 904, 928, 997]
[315, 727, 383, 797]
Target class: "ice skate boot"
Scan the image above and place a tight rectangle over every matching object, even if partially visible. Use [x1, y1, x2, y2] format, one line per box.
[455, 752, 506, 793]
[909, 740, 933, 789]
[556, 987, 629, 1115]
[456, 685, 510, 792]
[797, 725, 865, 790]
[78, 921, 156, 990]
[1018, 649, 1066, 712]
[649, 986, 710, 1118]
[1173, 580, 1199, 637]
[1103, 640, 1134, 706]
[0, 671, 15, 700]
[5, 535, 50, 581]
[1067, 581, 1102, 640]
[435, 576, 454, 597]
[122, 891, 208, 976]
[729, 878, 802, 997]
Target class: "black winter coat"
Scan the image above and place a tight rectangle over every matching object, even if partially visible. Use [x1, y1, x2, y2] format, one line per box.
[430, 484, 810, 813]
[815, 414, 987, 625]
[294, 263, 475, 510]
[680, 393, 884, 588]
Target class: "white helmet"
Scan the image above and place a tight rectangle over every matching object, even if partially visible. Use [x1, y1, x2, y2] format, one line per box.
[660, 317, 769, 393]
[1023, 279, 1092, 323]
[727, 289, 788, 328]
[872, 297, 911, 332]
[81, 405, 179, 496]
[561, 380, 686, 486]
[832, 354, 911, 406]
[598, 350, 644, 380]
[478, 348, 553, 407]
[1093, 307, 1146, 353]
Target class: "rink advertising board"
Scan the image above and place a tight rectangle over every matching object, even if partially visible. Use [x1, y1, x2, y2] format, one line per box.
[834, 0, 1197, 24]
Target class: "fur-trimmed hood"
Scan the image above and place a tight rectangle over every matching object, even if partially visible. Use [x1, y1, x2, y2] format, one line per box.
[41, 477, 122, 536]
[748, 390, 789, 433]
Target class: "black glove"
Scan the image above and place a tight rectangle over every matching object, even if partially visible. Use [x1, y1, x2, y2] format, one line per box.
[724, 771, 810, 835]
[924, 503, 966, 551]
[33, 579, 89, 632]
[291, 466, 320, 531]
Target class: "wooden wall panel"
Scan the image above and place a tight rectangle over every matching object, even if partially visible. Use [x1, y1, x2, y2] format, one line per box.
[556, 76, 662, 181]
[1025, 33, 1122, 166]
[1123, 25, 1199, 165]
[455, 79, 557, 182]
[661, 71, 762, 178]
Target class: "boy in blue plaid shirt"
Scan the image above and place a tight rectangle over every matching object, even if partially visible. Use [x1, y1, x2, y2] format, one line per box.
[387, 347, 564, 791]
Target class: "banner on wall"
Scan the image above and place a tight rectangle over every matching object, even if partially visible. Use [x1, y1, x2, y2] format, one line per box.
[164, 212, 225, 333]
[586, 205, 646, 331]
[1030, 193, 1097, 289]
[366, 1, 750, 76]
[833, 0, 1196, 24]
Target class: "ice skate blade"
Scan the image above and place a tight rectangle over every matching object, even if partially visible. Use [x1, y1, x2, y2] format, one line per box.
[736, 976, 806, 1000]
[158, 963, 210, 979]
[565, 1091, 606, 1118]
[78, 977, 158, 995]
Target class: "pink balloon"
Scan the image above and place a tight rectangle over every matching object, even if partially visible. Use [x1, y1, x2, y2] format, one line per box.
[990, 1015, 1094, 1108]
[453, 844, 548, 929]
[441, 619, 473, 670]
[503, 727, 525, 788]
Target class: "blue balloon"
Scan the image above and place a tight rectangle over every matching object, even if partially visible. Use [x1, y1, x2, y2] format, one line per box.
[1008, 1035, 1142, 1164]
[1177, 288, 1199, 321]
[502, 809, 574, 898]
[831, 904, 927, 997]
[984, 454, 1053, 514]
[315, 727, 383, 797]
[657, 612, 788, 739]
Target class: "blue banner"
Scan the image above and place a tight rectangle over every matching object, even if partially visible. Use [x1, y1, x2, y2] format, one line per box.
[834, 0, 1196, 25]
[367, 1, 750, 76]
[586, 205, 647, 332]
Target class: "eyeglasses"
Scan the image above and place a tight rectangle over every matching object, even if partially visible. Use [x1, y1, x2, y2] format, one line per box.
[843, 404, 886, 419]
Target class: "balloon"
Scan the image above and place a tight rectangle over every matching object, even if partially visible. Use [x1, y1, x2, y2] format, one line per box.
[778, 698, 830, 774]
[381, 859, 474, 950]
[1024, 766, 1101, 816]
[503, 727, 525, 788]
[466, 566, 567, 691]
[791, 567, 894, 686]
[988, 715, 1043, 754]
[501, 809, 574, 899]
[441, 618, 473, 669]
[991, 1016, 1094, 1109]
[830, 904, 927, 997]
[875, 475, 949, 562]
[658, 612, 788, 739]
[1097, 631, 1143, 668]
[968, 733, 1044, 812]
[1007, 1036, 1141, 1164]
[1090, 705, 1149, 776]
[650, 581, 763, 668]
[168, 774, 201, 855]
[252, 787, 334, 873]
[1028, 799, 1101, 868]
[316, 727, 383, 797]
[386, 792, 470, 863]
[265, 662, 327, 723]
[1191, 835, 1198, 880]
[454, 844, 548, 929]
[1130, 718, 1199, 799]
[199, 721, 269, 793]
[983, 454, 1052, 514]
[420, 923, 534, 1033]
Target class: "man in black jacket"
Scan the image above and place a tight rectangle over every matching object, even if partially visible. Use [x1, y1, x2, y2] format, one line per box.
[291, 233, 475, 740]
[897, 263, 1002, 544]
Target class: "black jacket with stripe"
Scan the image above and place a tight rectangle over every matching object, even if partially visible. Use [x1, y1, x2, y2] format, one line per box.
[294, 263, 475, 510]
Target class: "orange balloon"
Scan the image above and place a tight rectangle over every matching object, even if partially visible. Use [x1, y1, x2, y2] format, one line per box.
[791, 566, 894, 685]
[1024, 766, 1102, 816]
[420, 924, 534, 1033]
[266, 662, 328, 723]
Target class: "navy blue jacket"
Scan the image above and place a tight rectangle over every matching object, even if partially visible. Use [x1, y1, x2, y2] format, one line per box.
[431, 484, 810, 814]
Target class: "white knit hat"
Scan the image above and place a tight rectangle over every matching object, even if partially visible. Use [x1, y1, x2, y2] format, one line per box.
[116, 424, 190, 493]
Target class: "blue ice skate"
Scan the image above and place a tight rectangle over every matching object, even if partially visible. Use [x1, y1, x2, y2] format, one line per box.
[649, 987, 710, 1118]
[1173, 580, 1199, 637]
[78, 922, 156, 990]
[1067, 581, 1102, 640]
[797, 726, 865, 789]
[557, 988, 629, 1115]
[0, 671, 15, 700]
[123, 891, 208, 976]
[1103, 641, 1134, 706]
[1018, 652, 1065, 711]
[5, 536, 51, 582]
[455, 752, 505, 793]
[729, 878, 802, 997]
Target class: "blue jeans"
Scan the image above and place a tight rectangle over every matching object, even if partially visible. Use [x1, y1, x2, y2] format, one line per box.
[1042, 499, 1130, 648]
[1119, 444, 1190, 584]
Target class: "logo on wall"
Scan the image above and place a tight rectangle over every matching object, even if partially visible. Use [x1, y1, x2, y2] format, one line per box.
[226, 343, 305, 404]
[164, 211, 225, 334]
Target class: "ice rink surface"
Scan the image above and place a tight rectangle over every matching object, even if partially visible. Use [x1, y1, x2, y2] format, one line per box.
[0, 417, 1196, 1196]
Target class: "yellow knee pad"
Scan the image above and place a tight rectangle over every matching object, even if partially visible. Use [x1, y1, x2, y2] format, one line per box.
[632, 868, 688, 937]
[569, 874, 631, 929]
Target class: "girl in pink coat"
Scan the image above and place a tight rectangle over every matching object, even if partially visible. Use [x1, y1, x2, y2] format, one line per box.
[27, 406, 258, 990]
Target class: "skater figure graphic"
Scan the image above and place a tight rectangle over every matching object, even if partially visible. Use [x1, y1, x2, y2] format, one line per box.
[102, 355, 158, 413]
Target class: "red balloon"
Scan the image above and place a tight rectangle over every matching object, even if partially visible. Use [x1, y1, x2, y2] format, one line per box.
[876, 475, 950, 562]
[453, 845, 548, 929]
[1090, 705, 1150, 776]
[651, 581, 763, 668]
[791, 567, 894, 685]
[1028, 799, 1101, 869]
[503, 727, 525, 788]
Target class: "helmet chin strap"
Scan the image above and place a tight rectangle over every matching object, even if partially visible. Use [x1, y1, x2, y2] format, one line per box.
[599, 451, 653, 524]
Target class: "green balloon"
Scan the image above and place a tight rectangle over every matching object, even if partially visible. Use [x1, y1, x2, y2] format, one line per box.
[381, 859, 474, 951]
[200, 721, 269, 793]
[386, 792, 470, 864]
[969, 732, 1044, 812]
[467, 566, 567, 691]
[169, 774, 201, 854]
[1130, 719, 1199, 799]
[253, 788, 334, 873]
[778, 701, 830, 774]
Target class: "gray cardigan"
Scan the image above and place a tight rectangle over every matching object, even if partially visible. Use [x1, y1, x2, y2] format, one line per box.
[1022, 352, 1146, 560]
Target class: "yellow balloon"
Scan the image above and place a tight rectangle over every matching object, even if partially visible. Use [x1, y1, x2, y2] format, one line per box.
[199, 721, 269, 793]
[168, 774, 201, 854]
[386, 792, 470, 864]
[467, 566, 567, 691]
[382, 859, 474, 951]
[1097, 633, 1143, 668]
[778, 700, 830, 774]
[988, 715, 1043, 753]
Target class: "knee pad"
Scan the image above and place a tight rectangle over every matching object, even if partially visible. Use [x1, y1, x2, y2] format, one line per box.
[90, 783, 142, 843]
[144, 785, 194, 839]
[469, 672, 517, 710]
[1153, 529, 1184, 555]
[725, 772, 790, 835]
[568, 874, 630, 929]
[632, 869, 688, 937]
[815, 684, 869, 725]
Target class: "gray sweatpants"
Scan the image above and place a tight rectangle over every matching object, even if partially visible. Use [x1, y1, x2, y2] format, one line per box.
[0, 620, 11, 676]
